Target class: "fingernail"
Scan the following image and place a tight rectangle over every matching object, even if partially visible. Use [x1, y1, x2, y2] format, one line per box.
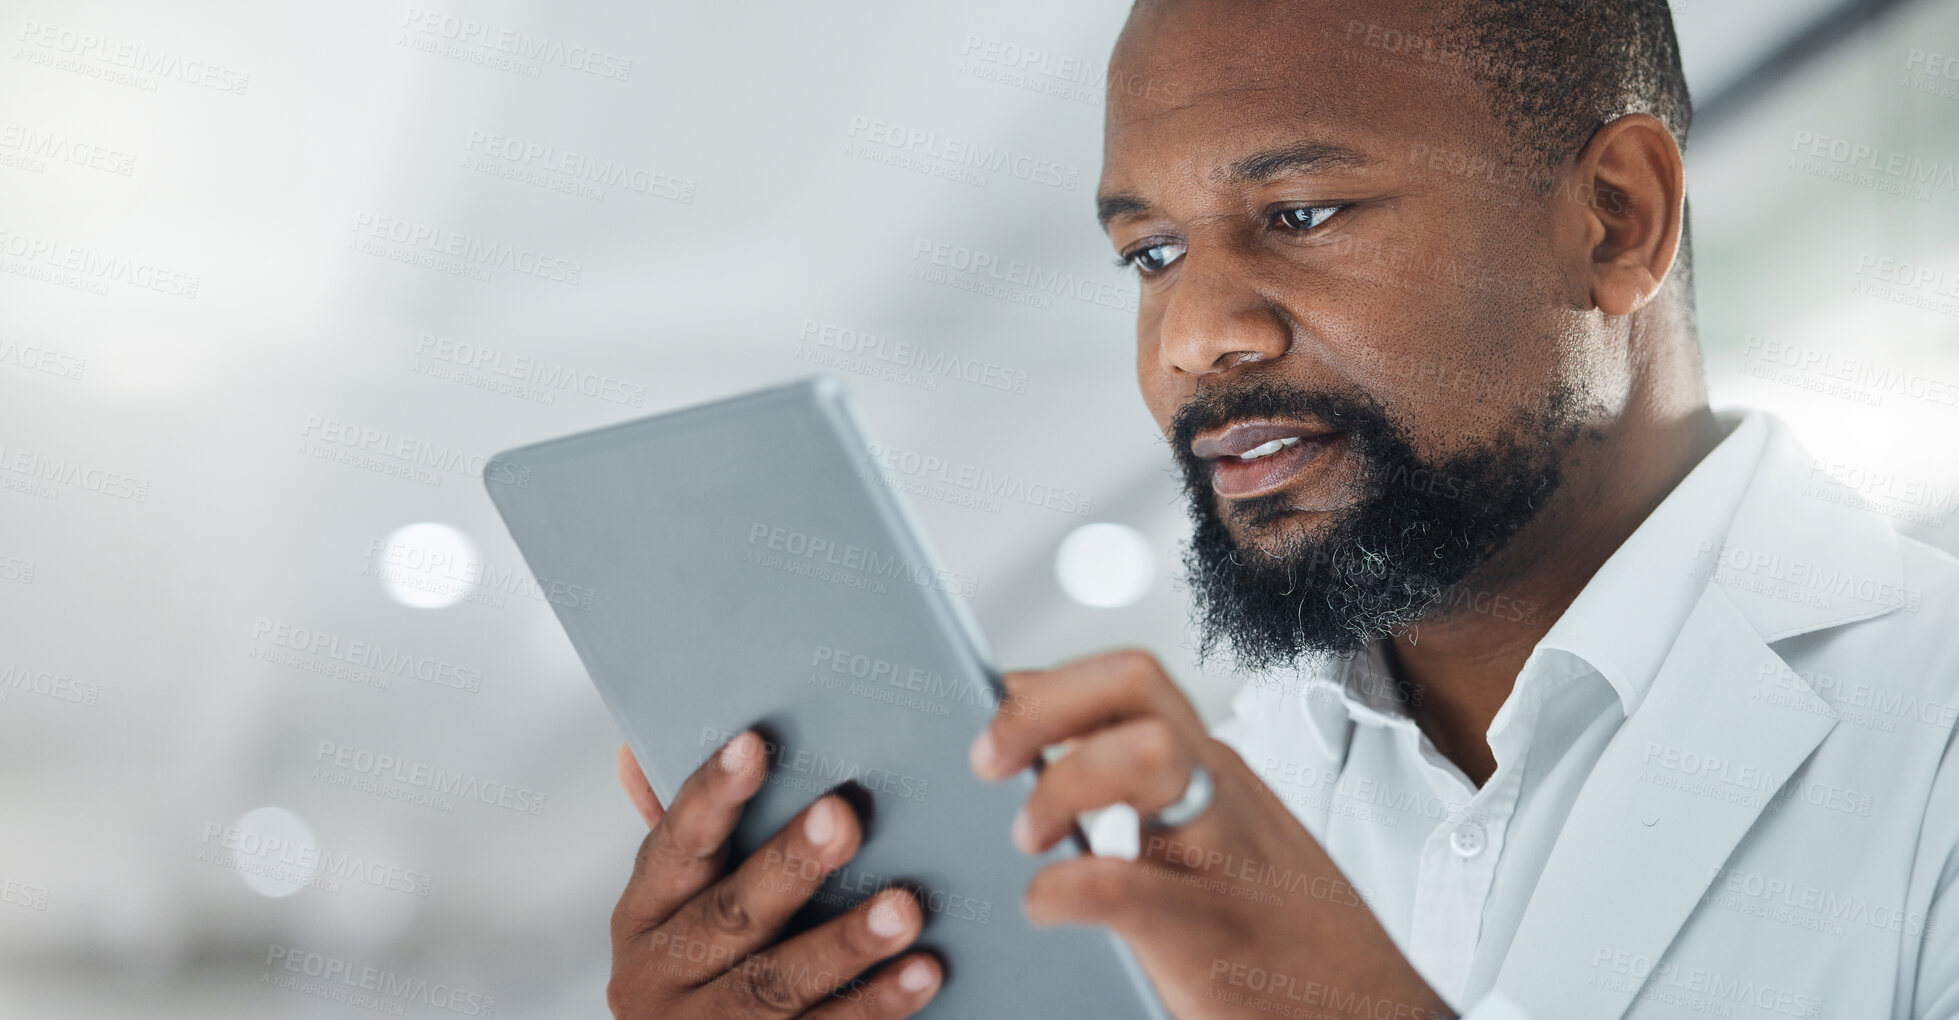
[804, 798, 837, 846]
[899, 958, 934, 993]
[969, 731, 997, 774]
[1011, 806, 1034, 854]
[868, 895, 906, 938]
[718, 731, 755, 771]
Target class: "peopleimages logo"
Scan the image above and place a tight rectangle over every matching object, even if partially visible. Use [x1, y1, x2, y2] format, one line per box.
[364, 535, 599, 612]
[806, 643, 1033, 718]
[313, 741, 545, 815]
[0, 122, 136, 176]
[1791, 131, 1959, 190]
[0, 662, 100, 707]
[413, 331, 648, 407]
[1588, 944, 1823, 1019]
[264, 943, 496, 1017]
[960, 35, 1100, 87]
[1908, 48, 1959, 80]
[0, 553, 34, 585]
[1787, 130, 1958, 201]
[765, 852, 994, 925]
[1740, 334, 1959, 410]
[956, 34, 1186, 106]
[2, 877, 49, 911]
[198, 823, 432, 897]
[861, 442, 1092, 517]
[15, 20, 252, 95]
[398, 7, 631, 81]
[461, 129, 693, 203]
[907, 236, 1137, 313]
[1694, 537, 1924, 611]
[1709, 864, 1935, 938]
[349, 211, 583, 285]
[0, 337, 86, 380]
[0, 225, 199, 298]
[0, 441, 151, 502]
[795, 319, 1029, 395]
[697, 726, 932, 803]
[300, 413, 531, 489]
[1855, 253, 1959, 297]
[845, 115, 1081, 190]
[251, 618, 483, 693]
[745, 521, 979, 599]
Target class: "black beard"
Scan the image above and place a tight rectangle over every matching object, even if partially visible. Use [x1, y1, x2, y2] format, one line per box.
[1172, 381, 1582, 671]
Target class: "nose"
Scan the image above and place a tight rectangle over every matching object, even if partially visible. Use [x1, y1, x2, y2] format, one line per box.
[1149, 243, 1291, 379]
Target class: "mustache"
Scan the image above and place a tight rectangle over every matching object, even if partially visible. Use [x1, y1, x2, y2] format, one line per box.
[1168, 381, 1395, 466]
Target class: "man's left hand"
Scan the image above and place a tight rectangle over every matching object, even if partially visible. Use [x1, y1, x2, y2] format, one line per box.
[970, 649, 1456, 1020]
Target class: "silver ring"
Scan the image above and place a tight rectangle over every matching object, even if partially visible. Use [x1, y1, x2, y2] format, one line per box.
[1143, 764, 1214, 830]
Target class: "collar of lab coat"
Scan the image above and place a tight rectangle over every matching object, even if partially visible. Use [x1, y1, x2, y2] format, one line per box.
[1291, 408, 1903, 766]
[1484, 410, 1905, 1018]
[1262, 408, 1908, 1017]
[1533, 408, 1769, 720]
[1700, 411, 1909, 638]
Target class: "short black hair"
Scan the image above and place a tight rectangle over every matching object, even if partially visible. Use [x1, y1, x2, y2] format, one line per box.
[1438, 0, 1693, 170]
[1438, 0, 1697, 327]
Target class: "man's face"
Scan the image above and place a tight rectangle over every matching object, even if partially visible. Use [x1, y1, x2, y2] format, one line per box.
[1100, 0, 1619, 666]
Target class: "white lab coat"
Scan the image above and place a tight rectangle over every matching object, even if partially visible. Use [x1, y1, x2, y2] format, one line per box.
[1216, 413, 1959, 1020]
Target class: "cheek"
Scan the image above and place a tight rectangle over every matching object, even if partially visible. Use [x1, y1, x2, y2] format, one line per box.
[1320, 255, 1572, 443]
[1135, 319, 1181, 433]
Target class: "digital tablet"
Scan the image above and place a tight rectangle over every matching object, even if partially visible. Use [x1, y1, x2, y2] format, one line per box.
[483, 375, 1167, 1018]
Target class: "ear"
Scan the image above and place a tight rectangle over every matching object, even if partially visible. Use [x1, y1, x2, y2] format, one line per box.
[1564, 113, 1685, 318]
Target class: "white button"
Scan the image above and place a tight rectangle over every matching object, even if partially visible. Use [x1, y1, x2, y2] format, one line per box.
[1449, 823, 1487, 858]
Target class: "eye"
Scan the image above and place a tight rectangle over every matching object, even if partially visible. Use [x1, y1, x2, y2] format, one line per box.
[1112, 240, 1183, 276]
[1115, 240, 1187, 276]
[1270, 205, 1343, 232]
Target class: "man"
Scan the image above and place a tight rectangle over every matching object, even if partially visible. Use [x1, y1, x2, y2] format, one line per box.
[607, 0, 1959, 1016]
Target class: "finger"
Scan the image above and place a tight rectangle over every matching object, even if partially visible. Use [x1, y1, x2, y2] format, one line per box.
[617, 743, 664, 829]
[971, 650, 1198, 781]
[696, 887, 928, 1017]
[655, 793, 863, 986]
[801, 953, 942, 1020]
[1023, 854, 1203, 939]
[614, 730, 769, 939]
[1011, 717, 1195, 855]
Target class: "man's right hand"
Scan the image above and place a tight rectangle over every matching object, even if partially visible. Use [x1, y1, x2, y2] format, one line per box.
[608, 732, 944, 1019]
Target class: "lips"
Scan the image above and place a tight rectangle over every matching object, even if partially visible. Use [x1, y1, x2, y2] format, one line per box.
[1191, 420, 1344, 500]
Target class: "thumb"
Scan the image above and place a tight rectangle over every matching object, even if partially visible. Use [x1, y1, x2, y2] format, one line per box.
[616, 743, 664, 828]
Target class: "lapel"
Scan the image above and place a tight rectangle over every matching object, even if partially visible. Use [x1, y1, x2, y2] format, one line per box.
[1490, 582, 1839, 1020]
[1490, 411, 1910, 1018]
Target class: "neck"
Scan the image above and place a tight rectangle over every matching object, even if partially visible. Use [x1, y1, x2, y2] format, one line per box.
[1387, 400, 1724, 786]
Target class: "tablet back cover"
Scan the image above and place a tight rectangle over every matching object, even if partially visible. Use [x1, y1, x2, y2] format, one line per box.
[483, 375, 1166, 1018]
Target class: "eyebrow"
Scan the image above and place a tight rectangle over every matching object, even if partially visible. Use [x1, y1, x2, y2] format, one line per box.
[1096, 193, 1151, 228]
[1222, 142, 1376, 184]
[1096, 141, 1377, 230]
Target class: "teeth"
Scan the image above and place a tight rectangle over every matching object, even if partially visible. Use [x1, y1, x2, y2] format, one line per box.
[1237, 436, 1303, 461]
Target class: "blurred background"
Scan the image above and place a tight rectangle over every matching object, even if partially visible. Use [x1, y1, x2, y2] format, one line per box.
[2, 0, 1956, 1016]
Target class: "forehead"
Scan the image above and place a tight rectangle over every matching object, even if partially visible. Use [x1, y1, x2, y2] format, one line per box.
[1102, 0, 1497, 184]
